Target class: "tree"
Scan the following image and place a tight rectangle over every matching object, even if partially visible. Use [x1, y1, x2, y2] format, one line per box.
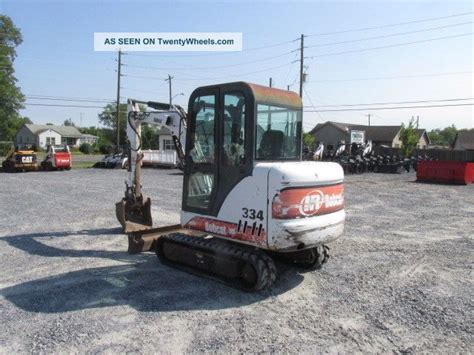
[428, 125, 458, 146]
[303, 132, 316, 149]
[79, 126, 114, 153]
[140, 124, 161, 149]
[400, 118, 418, 156]
[79, 142, 92, 154]
[0, 15, 26, 141]
[98, 102, 127, 146]
[63, 118, 76, 126]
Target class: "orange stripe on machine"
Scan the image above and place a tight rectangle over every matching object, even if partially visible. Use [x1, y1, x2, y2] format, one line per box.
[185, 217, 267, 245]
[272, 184, 344, 219]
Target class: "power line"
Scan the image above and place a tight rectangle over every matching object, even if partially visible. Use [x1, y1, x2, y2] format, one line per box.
[306, 21, 472, 49]
[23, 103, 105, 108]
[25, 96, 113, 103]
[121, 86, 169, 95]
[299, 34, 305, 98]
[304, 103, 474, 112]
[26, 94, 114, 102]
[306, 32, 472, 58]
[126, 50, 295, 71]
[306, 71, 473, 83]
[116, 49, 123, 147]
[125, 62, 294, 82]
[303, 97, 473, 108]
[306, 11, 473, 37]
[303, 87, 325, 122]
[126, 38, 298, 58]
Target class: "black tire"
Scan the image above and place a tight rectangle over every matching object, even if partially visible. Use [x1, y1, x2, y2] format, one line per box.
[5, 160, 15, 173]
[46, 161, 53, 171]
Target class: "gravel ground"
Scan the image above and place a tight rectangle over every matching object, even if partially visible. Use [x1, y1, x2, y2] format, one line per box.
[0, 168, 472, 353]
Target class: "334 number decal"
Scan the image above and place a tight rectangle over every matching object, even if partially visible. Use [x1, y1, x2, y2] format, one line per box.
[242, 208, 264, 221]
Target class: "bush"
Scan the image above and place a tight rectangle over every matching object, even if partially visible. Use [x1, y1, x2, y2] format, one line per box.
[79, 143, 93, 154]
[95, 143, 113, 155]
[0, 142, 13, 156]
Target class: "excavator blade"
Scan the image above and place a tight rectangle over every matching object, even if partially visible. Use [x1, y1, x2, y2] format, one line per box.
[116, 197, 153, 233]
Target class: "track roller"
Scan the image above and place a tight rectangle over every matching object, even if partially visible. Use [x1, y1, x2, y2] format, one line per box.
[155, 233, 277, 291]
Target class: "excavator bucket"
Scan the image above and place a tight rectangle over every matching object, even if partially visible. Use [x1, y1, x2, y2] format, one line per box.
[115, 197, 153, 233]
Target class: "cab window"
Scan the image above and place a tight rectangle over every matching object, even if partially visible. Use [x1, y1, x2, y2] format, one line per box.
[255, 104, 302, 160]
[223, 93, 246, 166]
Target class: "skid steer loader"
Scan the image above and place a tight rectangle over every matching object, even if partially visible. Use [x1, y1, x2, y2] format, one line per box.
[116, 82, 345, 290]
[2, 146, 38, 172]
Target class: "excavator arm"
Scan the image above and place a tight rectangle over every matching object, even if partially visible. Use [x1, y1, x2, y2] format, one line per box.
[116, 99, 187, 233]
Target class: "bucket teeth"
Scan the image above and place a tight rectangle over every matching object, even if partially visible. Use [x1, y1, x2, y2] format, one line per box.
[116, 197, 153, 233]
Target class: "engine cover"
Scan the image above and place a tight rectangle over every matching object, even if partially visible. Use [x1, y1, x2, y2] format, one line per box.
[181, 161, 345, 252]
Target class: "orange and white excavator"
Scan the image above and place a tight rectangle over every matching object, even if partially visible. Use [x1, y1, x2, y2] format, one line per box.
[116, 82, 345, 290]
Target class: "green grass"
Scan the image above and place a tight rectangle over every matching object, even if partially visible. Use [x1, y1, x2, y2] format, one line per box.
[72, 161, 96, 169]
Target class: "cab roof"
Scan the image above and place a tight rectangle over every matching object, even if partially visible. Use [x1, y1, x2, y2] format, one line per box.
[246, 82, 302, 109]
[195, 81, 302, 109]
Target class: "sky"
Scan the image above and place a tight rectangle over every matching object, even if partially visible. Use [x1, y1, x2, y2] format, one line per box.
[1, 0, 473, 131]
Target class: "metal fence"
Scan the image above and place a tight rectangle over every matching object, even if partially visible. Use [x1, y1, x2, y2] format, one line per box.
[372, 146, 474, 162]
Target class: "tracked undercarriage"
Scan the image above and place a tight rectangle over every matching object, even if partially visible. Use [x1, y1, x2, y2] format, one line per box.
[128, 226, 329, 291]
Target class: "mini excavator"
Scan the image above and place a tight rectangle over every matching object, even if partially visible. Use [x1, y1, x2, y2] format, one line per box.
[116, 82, 345, 290]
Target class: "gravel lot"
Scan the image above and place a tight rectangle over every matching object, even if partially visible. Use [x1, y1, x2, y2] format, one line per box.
[0, 168, 472, 353]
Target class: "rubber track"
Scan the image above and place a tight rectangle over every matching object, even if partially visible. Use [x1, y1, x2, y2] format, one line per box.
[156, 233, 277, 291]
[273, 244, 330, 270]
[305, 244, 330, 270]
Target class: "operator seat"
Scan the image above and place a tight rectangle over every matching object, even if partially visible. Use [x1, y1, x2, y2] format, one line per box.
[258, 130, 284, 159]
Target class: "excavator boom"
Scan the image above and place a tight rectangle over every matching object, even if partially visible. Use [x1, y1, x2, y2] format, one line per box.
[116, 99, 187, 233]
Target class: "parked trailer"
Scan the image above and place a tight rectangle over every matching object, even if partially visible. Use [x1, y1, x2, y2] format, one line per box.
[122, 150, 178, 169]
[417, 160, 474, 185]
[142, 150, 177, 168]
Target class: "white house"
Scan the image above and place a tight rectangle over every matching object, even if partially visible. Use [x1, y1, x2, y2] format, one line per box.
[79, 134, 99, 145]
[16, 124, 97, 148]
[157, 127, 175, 151]
[309, 121, 430, 149]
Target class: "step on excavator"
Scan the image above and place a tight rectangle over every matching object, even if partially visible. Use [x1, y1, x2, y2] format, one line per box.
[116, 82, 345, 291]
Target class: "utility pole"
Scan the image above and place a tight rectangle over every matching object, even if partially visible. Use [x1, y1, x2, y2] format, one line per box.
[79, 112, 84, 128]
[269, 77, 273, 88]
[299, 34, 305, 98]
[287, 85, 290, 91]
[366, 113, 371, 126]
[416, 115, 419, 129]
[115, 49, 122, 148]
[165, 74, 174, 104]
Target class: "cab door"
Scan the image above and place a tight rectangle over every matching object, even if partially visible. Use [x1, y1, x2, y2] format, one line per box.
[182, 89, 218, 215]
[182, 85, 254, 217]
[213, 90, 253, 214]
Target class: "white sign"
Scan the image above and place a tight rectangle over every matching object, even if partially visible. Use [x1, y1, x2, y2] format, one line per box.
[94, 32, 242, 52]
[350, 130, 365, 144]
